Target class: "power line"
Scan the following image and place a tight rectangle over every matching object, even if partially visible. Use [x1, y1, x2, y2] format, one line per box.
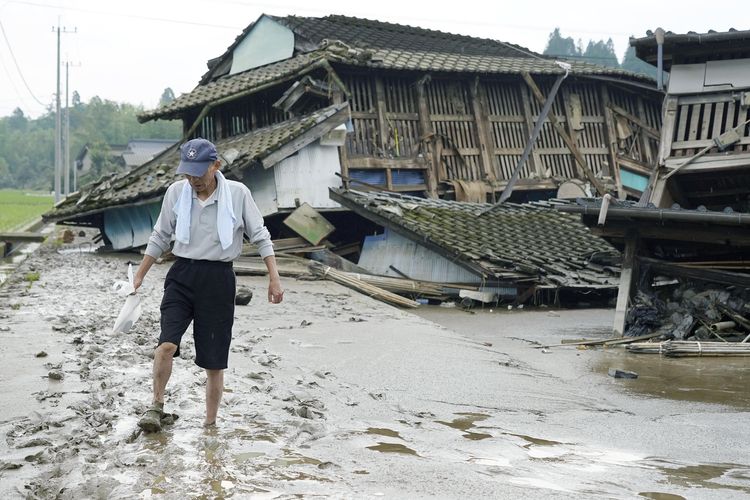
[0, 49, 29, 111]
[0, 18, 46, 107]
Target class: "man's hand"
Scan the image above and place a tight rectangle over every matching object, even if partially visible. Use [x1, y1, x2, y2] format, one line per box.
[133, 272, 144, 293]
[268, 278, 284, 304]
[133, 255, 156, 293]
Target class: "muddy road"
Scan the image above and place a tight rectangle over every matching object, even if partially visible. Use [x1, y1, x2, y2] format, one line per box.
[0, 245, 748, 499]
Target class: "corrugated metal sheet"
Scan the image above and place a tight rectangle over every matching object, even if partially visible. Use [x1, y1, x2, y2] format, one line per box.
[358, 229, 481, 283]
[103, 203, 161, 250]
[243, 165, 278, 217]
[274, 142, 342, 209]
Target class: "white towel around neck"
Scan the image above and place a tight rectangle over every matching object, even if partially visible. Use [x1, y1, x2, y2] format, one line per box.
[173, 171, 236, 250]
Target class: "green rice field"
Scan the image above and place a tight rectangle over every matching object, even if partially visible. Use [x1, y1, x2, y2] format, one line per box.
[0, 189, 54, 231]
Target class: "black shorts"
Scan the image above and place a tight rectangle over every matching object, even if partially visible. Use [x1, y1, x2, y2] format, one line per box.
[159, 257, 236, 370]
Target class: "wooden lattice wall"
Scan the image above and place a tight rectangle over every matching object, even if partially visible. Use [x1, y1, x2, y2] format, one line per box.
[341, 71, 661, 198]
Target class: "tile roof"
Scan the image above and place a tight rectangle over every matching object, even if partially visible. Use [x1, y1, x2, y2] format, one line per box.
[331, 189, 619, 288]
[140, 46, 652, 123]
[273, 14, 535, 58]
[139, 14, 654, 123]
[46, 103, 349, 222]
[139, 51, 329, 122]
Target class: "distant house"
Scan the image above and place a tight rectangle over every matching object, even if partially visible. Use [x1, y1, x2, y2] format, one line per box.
[122, 139, 176, 169]
[75, 139, 175, 175]
[46, 14, 663, 250]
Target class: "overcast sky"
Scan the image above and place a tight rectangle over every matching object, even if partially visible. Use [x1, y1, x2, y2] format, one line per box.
[0, 0, 745, 119]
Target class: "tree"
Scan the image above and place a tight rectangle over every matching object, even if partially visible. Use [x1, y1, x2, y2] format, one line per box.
[72, 90, 81, 107]
[544, 28, 580, 58]
[159, 87, 176, 107]
[583, 38, 619, 68]
[8, 108, 27, 131]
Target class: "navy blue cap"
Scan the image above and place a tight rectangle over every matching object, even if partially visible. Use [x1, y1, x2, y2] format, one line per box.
[176, 138, 218, 177]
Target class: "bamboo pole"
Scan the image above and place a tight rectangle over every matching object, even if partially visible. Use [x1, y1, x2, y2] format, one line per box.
[309, 261, 420, 308]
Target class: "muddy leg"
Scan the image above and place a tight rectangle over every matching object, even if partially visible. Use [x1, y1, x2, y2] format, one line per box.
[153, 342, 177, 404]
[205, 369, 224, 426]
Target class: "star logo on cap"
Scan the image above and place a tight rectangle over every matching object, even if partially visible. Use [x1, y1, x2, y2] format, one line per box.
[187, 148, 197, 159]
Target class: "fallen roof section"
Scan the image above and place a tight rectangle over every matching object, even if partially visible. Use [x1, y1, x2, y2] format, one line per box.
[45, 103, 350, 223]
[330, 189, 619, 289]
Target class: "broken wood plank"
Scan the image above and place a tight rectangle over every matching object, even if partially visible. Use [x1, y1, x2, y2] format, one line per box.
[539, 331, 663, 348]
[282, 203, 336, 245]
[0, 232, 46, 243]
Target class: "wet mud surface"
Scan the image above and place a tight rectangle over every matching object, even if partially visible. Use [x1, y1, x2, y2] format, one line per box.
[0, 244, 748, 499]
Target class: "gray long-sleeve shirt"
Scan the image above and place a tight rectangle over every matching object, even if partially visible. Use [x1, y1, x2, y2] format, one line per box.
[144, 179, 274, 262]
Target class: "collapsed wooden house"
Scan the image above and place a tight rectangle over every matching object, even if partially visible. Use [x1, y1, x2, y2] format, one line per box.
[560, 28, 750, 338]
[44, 14, 663, 250]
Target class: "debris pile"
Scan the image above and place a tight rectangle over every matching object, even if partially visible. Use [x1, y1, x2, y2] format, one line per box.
[625, 283, 750, 343]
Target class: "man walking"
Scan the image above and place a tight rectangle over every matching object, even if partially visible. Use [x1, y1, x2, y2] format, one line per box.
[132, 137, 283, 432]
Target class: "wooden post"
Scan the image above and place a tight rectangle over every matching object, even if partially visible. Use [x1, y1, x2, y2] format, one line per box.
[613, 229, 639, 336]
[561, 87, 585, 180]
[518, 80, 543, 179]
[522, 72, 607, 196]
[469, 77, 496, 181]
[599, 85, 623, 198]
[416, 77, 439, 197]
[649, 96, 678, 206]
[374, 77, 392, 189]
[332, 89, 350, 189]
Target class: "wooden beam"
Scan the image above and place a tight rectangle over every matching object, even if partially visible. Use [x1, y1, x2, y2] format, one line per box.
[517, 80, 542, 179]
[658, 96, 679, 166]
[347, 157, 426, 169]
[639, 256, 750, 288]
[613, 229, 638, 336]
[469, 77, 496, 181]
[332, 89, 350, 188]
[608, 103, 660, 140]
[374, 77, 389, 155]
[616, 155, 653, 176]
[598, 85, 623, 197]
[522, 72, 607, 196]
[260, 105, 350, 168]
[415, 77, 439, 197]
[0, 232, 46, 243]
[561, 87, 586, 180]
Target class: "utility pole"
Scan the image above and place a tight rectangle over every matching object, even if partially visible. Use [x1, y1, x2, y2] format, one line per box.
[52, 23, 76, 202]
[64, 61, 70, 196]
[63, 60, 81, 193]
[54, 25, 61, 203]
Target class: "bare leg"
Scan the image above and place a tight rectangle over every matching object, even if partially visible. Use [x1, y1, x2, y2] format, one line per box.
[153, 342, 178, 404]
[205, 369, 224, 426]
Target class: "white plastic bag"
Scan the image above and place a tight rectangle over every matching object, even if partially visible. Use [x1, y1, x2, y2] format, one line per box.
[112, 264, 142, 334]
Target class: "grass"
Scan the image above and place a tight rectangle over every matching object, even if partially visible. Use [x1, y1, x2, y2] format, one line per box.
[0, 189, 54, 231]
